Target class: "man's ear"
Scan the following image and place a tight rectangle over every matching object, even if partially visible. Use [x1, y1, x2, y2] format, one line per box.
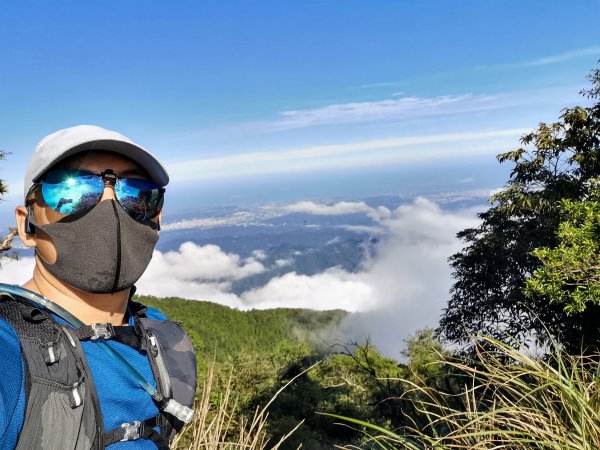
[15, 205, 37, 248]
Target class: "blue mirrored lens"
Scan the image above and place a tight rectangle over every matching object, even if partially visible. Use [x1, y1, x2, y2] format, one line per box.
[115, 178, 164, 221]
[42, 170, 104, 215]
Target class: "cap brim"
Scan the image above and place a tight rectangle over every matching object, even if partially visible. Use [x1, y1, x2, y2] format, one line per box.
[32, 139, 169, 186]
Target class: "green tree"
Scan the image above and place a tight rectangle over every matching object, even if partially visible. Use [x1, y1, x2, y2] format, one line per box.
[0, 150, 17, 259]
[404, 328, 448, 387]
[0, 150, 7, 196]
[439, 67, 600, 354]
[525, 179, 600, 314]
[258, 342, 406, 450]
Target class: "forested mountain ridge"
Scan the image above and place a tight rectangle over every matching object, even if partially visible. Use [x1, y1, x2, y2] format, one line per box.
[136, 294, 348, 363]
[135, 295, 406, 449]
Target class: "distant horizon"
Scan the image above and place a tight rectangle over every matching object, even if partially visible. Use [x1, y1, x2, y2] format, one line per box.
[0, 151, 507, 231]
[1, 2, 598, 210]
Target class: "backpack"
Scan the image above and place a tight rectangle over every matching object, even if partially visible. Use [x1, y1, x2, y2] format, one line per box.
[0, 293, 197, 450]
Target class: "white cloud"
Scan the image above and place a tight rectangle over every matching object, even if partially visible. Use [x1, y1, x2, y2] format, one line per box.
[141, 242, 265, 283]
[162, 210, 277, 231]
[363, 48, 600, 92]
[0, 198, 481, 357]
[470, 47, 600, 74]
[271, 94, 500, 130]
[284, 200, 373, 216]
[241, 268, 373, 311]
[156, 197, 479, 355]
[0, 256, 35, 285]
[338, 224, 385, 234]
[252, 249, 268, 260]
[139, 276, 244, 310]
[325, 236, 342, 245]
[134, 242, 268, 309]
[241, 197, 479, 355]
[521, 46, 600, 68]
[283, 201, 393, 222]
[274, 259, 292, 268]
[167, 128, 528, 181]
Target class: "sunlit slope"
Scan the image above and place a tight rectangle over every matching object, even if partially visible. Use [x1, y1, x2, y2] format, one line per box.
[136, 295, 348, 361]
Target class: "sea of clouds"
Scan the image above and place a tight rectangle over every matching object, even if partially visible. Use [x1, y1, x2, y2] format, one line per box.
[0, 197, 480, 358]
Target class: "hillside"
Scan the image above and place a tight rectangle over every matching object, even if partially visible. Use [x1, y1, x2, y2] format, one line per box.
[136, 295, 402, 449]
[136, 295, 348, 363]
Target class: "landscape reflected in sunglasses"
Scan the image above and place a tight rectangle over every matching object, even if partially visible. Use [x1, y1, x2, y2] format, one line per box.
[42, 169, 163, 220]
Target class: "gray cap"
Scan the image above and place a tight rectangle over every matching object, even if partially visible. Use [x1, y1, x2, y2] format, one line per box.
[24, 125, 169, 200]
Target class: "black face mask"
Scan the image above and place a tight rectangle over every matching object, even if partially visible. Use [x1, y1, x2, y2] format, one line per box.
[32, 200, 159, 294]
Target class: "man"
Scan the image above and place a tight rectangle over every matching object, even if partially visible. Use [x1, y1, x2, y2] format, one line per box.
[0, 125, 197, 449]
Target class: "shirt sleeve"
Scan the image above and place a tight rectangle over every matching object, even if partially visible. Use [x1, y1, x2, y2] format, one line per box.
[0, 317, 26, 449]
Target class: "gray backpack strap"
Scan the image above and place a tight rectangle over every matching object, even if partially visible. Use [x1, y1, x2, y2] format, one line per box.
[136, 317, 197, 441]
[0, 295, 104, 450]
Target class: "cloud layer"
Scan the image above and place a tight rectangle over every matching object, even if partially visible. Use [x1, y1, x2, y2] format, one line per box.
[167, 128, 528, 181]
[272, 94, 500, 130]
[0, 198, 479, 356]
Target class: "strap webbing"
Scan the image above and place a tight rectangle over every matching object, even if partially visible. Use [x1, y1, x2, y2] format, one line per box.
[112, 326, 144, 348]
[73, 324, 144, 349]
[103, 416, 169, 449]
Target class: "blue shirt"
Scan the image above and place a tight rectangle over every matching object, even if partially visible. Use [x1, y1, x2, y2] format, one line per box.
[0, 303, 168, 449]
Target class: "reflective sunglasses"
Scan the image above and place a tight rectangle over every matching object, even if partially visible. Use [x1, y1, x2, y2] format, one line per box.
[30, 168, 165, 221]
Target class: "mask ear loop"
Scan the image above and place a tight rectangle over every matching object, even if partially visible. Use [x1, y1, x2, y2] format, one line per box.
[25, 206, 36, 235]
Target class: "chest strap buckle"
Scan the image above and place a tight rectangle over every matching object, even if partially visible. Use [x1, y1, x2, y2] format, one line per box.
[90, 323, 114, 340]
[120, 421, 142, 441]
[74, 323, 115, 341]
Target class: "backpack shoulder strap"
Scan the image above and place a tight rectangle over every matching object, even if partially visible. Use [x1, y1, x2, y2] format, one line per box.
[133, 307, 197, 444]
[0, 293, 104, 450]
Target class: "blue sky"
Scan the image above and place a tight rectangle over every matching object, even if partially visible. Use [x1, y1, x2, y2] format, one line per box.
[0, 1, 599, 346]
[0, 1, 599, 222]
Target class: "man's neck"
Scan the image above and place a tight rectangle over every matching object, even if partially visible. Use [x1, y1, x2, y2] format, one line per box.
[23, 263, 130, 326]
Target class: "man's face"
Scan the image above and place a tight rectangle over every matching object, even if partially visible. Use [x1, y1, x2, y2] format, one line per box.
[28, 151, 160, 265]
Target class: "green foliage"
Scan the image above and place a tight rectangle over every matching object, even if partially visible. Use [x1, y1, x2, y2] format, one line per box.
[138, 294, 462, 448]
[263, 342, 408, 450]
[137, 294, 346, 372]
[0, 150, 17, 260]
[404, 328, 445, 381]
[138, 295, 396, 447]
[333, 336, 600, 450]
[526, 180, 600, 314]
[0, 150, 7, 196]
[439, 67, 600, 354]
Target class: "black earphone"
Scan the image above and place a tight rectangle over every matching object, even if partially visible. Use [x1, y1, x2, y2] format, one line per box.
[24, 207, 36, 235]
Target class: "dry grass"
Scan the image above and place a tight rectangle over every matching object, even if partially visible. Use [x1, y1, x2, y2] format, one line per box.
[330, 335, 600, 450]
[173, 363, 308, 450]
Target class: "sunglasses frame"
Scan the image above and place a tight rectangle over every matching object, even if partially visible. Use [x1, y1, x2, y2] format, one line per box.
[26, 168, 165, 221]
